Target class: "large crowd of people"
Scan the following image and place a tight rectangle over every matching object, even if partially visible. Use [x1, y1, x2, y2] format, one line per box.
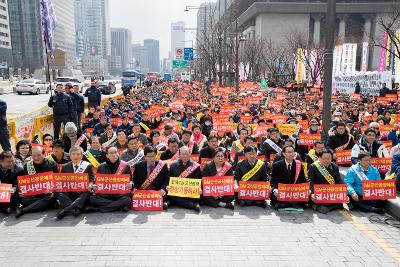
[0, 79, 399, 219]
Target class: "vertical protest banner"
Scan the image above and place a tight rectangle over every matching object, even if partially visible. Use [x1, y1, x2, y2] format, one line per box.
[278, 183, 310, 202]
[18, 172, 55, 196]
[378, 32, 388, 72]
[362, 180, 396, 200]
[168, 177, 201, 198]
[95, 174, 131, 194]
[238, 181, 270, 200]
[361, 42, 369, 72]
[131, 190, 163, 211]
[313, 184, 348, 204]
[53, 173, 89, 193]
[202, 176, 234, 197]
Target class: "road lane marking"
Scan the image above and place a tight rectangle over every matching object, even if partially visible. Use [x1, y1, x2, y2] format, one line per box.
[339, 210, 400, 262]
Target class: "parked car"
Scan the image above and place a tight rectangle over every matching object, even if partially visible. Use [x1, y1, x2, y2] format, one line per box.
[16, 79, 49, 95]
[98, 81, 117, 95]
[54, 77, 85, 92]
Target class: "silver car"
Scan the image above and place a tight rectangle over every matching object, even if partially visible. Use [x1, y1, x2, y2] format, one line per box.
[16, 79, 49, 95]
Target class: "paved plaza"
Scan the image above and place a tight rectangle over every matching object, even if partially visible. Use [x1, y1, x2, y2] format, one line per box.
[1, 206, 400, 267]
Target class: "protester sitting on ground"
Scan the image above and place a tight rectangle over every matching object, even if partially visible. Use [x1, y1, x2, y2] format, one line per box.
[345, 152, 386, 214]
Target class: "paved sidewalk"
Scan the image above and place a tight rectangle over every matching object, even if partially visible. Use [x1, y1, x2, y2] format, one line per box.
[1, 207, 400, 267]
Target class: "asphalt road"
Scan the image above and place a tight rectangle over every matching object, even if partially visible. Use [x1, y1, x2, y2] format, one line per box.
[2, 85, 122, 117]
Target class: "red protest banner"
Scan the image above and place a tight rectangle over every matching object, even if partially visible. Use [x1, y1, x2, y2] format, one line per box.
[278, 183, 310, 202]
[53, 173, 89, 193]
[220, 105, 236, 114]
[268, 100, 283, 109]
[362, 180, 396, 200]
[313, 184, 348, 204]
[379, 125, 392, 138]
[299, 134, 321, 146]
[381, 140, 393, 150]
[335, 150, 352, 165]
[238, 181, 270, 200]
[190, 154, 200, 163]
[18, 172, 55, 197]
[169, 102, 184, 111]
[200, 158, 212, 170]
[240, 115, 253, 124]
[255, 125, 269, 137]
[0, 184, 12, 203]
[213, 121, 232, 133]
[95, 174, 131, 194]
[202, 176, 234, 197]
[272, 115, 287, 124]
[110, 117, 122, 127]
[371, 158, 392, 175]
[131, 190, 163, 211]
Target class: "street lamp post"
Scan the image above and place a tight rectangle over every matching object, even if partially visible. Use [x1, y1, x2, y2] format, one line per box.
[185, 5, 207, 81]
[322, 0, 336, 133]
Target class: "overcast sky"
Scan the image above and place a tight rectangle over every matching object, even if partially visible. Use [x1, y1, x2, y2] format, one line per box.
[109, 0, 208, 59]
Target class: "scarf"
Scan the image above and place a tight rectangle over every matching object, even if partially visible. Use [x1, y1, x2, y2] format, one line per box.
[193, 132, 204, 145]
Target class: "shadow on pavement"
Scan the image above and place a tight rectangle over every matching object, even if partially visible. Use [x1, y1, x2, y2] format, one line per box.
[84, 212, 128, 225]
[131, 211, 162, 224]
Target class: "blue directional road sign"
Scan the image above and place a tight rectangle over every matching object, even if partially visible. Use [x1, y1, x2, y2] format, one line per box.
[184, 48, 194, 61]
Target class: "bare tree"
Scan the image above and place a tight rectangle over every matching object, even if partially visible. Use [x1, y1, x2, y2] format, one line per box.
[372, 3, 400, 62]
[261, 38, 293, 81]
[285, 30, 325, 83]
[239, 37, 265, 81]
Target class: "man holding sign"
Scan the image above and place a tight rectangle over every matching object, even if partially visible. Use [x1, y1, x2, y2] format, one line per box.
[16, 146, 58, 218]
[0, 152, 23, 214]
[344, 152, 386, 214]
[308, 150, 345, 214]
[234, 146, 268, 208]
[270, 146, 308, 210]
[168, 146, 202, 212]
[55, 146, 95, 220]
[90, 147, 132, 212]
[133, 146, 169, 210]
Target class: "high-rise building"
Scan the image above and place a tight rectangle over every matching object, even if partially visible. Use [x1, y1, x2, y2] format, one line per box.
[132, 43, 149, 74]
[171, 21, 185, 60]
[75, 0, 111, 60]
[215, 0, 397, 71]
[111, 27, 132, 73]
[196, 2, 217, 49]
[52, 0, 77, 67]
[144, 39, 160, 73]
[0, 0, 12, 71]
[8, 0, 44, 72]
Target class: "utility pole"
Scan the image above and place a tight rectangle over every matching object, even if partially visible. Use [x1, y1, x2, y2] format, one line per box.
[223, 0, 227, 87]
[235, 22, 240, 93]
[322, 0, 336, 133]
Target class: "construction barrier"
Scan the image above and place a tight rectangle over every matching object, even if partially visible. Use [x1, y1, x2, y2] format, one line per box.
[6, 90, 124, 150]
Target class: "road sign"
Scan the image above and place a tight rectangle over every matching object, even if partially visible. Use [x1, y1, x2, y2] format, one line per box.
[184, 48, 193, 61]
[173, 60, 188, 68]
[175, 48, 184, 60]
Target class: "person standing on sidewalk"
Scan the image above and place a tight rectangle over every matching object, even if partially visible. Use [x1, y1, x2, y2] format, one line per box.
[0, 98, 11, 152]
[48, 84, 73, 139]
[84, 80, 102, 108]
